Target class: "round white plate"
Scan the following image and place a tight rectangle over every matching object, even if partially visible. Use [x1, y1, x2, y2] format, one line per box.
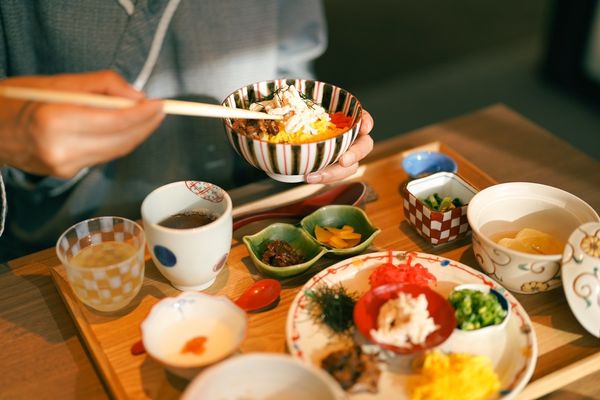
[562, 222, 600, 338]
[286, 251, 537, 400]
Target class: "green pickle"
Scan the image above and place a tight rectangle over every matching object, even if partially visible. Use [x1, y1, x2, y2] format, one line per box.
[449, 289, 507, 330]
[422, 193, 463, 212]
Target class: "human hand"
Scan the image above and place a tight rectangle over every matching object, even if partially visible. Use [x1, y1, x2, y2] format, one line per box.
[305, 110, 374, 184]
[0, 70, 165, 178]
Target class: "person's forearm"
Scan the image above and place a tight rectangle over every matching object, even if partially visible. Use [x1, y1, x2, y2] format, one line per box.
[0, 72, 164, 178]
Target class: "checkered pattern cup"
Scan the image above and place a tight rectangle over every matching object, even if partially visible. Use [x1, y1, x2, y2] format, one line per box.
[56, 217, 145, 312]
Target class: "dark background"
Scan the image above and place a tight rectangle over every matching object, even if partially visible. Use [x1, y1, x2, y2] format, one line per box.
[314, 0, 600, 159]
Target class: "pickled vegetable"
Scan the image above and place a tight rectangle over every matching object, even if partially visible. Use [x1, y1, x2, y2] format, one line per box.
[422, 193, 462, 212]
[315, 224, 361, 249]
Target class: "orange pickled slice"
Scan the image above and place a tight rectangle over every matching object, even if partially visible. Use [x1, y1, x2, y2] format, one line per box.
[338, 231, 361, 240]
[315, 225, 333, 243]
[316, 224, 362, 249]
[345, 238, 361, 247]
[330, 236, 350, 249]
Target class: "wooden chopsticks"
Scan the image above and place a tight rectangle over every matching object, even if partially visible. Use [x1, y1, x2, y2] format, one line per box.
[0, 86, 281, 120]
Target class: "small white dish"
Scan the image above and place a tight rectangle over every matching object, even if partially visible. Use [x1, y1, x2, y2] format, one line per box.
[562, 222, 600, 338]
[141, 292, 247, 379]
[182, 353, 346, 400]
[450, 283, 511, 336]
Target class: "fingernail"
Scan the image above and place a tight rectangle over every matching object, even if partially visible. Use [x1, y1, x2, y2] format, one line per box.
[306, 173, 322, 183]
[341, 153, 356, 166]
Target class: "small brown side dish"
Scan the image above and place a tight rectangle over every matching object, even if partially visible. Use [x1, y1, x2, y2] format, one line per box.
[261, 240, 306, 267]
[320, 344, 380, 393]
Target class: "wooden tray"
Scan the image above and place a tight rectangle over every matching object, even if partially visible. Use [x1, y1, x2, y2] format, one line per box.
[49, 142, 600, 400]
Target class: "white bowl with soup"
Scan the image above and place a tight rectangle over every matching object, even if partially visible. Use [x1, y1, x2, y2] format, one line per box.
[467, 182, 599, 293]
[141, 292, 246, 379]
[182, 353, 346, 400]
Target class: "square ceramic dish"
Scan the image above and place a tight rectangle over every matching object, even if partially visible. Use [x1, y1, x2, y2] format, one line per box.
[402, 172, 478, 245]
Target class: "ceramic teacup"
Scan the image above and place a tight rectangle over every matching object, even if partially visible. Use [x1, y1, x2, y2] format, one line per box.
[141, 181, 232, 291]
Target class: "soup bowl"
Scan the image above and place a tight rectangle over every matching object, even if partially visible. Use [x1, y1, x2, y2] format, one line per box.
[467, 182, 599, 293]
[222, 79, 363, 183]
[182, 353, 346, 400]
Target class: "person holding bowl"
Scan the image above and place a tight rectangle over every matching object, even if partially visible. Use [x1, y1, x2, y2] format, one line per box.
[0, 1, 374, 261]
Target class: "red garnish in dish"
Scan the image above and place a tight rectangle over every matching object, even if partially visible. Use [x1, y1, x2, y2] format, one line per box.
[369, 251, 436, 288]
[329, 111, 353, 129]
[181, 336, 207, 355]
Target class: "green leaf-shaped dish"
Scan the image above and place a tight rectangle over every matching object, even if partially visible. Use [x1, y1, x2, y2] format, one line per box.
[301, 205, 381, 256]
[242, 223, 328, 278]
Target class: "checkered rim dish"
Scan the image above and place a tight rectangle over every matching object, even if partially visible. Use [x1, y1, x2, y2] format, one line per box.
[403, 191, 470, 244]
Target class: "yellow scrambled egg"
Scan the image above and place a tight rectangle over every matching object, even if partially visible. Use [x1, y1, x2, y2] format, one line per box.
[410, 351, 500, 400]
[260, 119, 345, 144]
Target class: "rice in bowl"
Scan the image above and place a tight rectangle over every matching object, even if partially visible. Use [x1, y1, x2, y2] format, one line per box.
[222, 79, 362, 183]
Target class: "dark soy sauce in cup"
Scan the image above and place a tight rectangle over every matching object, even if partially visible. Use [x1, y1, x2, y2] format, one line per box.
[158, 210, 218, 229]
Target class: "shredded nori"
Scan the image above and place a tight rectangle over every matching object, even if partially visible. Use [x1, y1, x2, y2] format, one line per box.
[305, 284, 357, 334]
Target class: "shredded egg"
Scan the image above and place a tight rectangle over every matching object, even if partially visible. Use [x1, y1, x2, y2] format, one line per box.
[410, 351, 501, 400]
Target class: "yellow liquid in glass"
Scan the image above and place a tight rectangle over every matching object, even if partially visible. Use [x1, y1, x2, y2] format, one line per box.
[493, 228, 564, 255]
[71, 241, 136, 268]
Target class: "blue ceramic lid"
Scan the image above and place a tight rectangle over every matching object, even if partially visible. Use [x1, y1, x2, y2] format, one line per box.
[402, 151, 457, 178]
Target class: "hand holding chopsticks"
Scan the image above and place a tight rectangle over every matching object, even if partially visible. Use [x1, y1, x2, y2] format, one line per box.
[0, 86, 281, 120]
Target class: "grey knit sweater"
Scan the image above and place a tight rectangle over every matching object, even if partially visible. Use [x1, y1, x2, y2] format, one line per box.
[0, 0, 326, 260]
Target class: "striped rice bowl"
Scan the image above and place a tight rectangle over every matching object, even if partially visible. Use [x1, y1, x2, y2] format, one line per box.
[222, 79, 363, 183]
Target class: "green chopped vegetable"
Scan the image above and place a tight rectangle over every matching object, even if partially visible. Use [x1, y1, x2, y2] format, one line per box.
[305, 284, 357, 334]
[449, 289, 507, 330]
[422, 193, 463, 212]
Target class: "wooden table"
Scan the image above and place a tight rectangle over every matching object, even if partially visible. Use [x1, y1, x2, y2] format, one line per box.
[1, 105, 598, 399]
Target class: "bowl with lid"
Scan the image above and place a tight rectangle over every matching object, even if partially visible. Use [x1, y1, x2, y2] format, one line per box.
[467, 182, 599, 293]
[222, 79, 363, 183]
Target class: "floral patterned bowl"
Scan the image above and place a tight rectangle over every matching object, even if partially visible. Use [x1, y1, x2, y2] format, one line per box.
[467, 182, 599, 294]
[221, 79, 363, 183]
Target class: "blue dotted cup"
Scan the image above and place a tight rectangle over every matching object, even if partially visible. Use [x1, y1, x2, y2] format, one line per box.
[141, 181, 232, 291]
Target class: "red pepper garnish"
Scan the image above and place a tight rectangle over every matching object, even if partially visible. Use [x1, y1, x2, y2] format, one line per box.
[329, 111, 353, 129]
[181, 336, 207, 355]
[369, 251, 436, 288]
